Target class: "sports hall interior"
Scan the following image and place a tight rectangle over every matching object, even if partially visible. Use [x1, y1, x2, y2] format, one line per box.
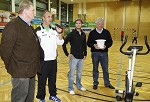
[0, 0, 150, 102]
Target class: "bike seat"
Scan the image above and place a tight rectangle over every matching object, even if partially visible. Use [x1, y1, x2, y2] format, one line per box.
[127, 46, 143, 51]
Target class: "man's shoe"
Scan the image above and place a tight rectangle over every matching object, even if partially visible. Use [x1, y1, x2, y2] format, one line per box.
[80, 87, 86, 91]
[93, 85, 97, 90]
[49, 96, 61, 102]
[69, 90, 75, 94]
[105, 84, 115, 89]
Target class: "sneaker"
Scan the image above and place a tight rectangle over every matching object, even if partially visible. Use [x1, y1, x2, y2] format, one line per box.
[39, 99, 45, 102]
[69, 90, 75, 94]
[49, 96, 61, 102]
[80, 87, 86, 91]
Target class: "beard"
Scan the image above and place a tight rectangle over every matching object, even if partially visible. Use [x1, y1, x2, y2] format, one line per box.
[76, 27, 81, 29]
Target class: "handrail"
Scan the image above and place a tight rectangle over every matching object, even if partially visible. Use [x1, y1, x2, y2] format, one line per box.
[120, 35, 150, 55]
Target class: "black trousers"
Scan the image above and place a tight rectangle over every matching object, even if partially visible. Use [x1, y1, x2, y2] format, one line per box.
[36, 60, 57, 100]
[132, 37, 137, 44]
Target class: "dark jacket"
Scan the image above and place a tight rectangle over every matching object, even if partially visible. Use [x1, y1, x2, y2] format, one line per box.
[87, 28, 113, 52]
[0, 16, 41, 78]
[62, 29, 87, 59]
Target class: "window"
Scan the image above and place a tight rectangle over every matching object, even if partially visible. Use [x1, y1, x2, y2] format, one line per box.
[68, 4, 73, 22]
[61, 1, 67, 22]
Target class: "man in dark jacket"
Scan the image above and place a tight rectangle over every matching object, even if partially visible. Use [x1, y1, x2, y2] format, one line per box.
[62, 18, 87, 94]
[87, 18, 115, 90]
[0, 0, 41, 102]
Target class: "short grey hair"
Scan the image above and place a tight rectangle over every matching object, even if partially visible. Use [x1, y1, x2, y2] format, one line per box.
[95, 18, 104, 24]
[18, 0, 33, 14]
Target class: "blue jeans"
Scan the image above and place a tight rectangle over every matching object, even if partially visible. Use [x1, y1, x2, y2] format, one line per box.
[91, 52, 110, 86]
[68, 56, 84, 91]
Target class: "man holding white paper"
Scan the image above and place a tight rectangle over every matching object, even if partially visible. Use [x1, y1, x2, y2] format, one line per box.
[87, 18, 115, 90]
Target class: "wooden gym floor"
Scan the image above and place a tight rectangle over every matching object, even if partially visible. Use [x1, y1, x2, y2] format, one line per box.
[0, 34, 150, 102]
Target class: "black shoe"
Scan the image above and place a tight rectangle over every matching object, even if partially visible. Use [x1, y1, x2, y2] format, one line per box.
[105, 84, 115, 89]
[93, 85, 97, 90]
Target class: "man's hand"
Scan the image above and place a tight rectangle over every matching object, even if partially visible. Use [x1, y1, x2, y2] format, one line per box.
[83, 56, 86, 60]
[56, 26, 63, 33]
[94, 44, 106, 50]
[68, 54, 73, 59]
[94, 44, 99, 49]
[101, 45, 106, 50]
[55, 24, 63, 33]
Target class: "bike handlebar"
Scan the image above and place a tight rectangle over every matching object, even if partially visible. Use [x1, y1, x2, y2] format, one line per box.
[120, 35, 150, 55]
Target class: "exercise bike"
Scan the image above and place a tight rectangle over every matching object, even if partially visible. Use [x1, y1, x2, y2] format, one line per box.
[116, 35, 150, 102]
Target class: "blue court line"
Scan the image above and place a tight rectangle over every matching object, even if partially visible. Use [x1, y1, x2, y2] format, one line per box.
[0, 80, 11, 86]
[117, 54, 123, 87]
[115, 54, 123, 101]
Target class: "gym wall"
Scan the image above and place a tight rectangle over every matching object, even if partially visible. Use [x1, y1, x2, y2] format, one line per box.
[73, 0, 150, 41]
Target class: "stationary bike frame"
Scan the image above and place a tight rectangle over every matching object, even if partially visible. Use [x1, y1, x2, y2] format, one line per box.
[128, 49, 136, 93]
[116, 35, 150, 102]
